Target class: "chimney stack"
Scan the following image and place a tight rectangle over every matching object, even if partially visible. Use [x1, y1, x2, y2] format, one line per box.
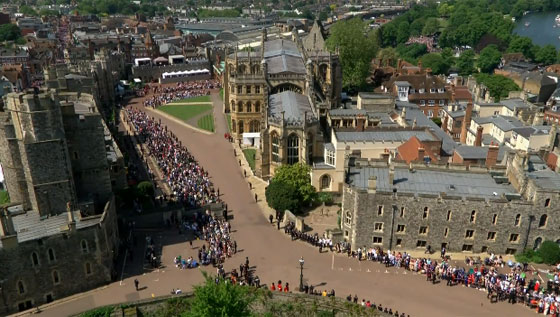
[67, 202, 76, 231]
[418, 147, 425, 162]
[460, 102, 473, 144]
[442, 114, 449, 133]
[389, 165, 395, 186]
[486, 142, 499, 167]
[475, 126, 483, 147]
[356, 116, 365, 132]
[367, 176, 377, 194]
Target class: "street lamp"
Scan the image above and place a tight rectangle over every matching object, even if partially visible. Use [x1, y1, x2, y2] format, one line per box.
[298, 257, 305, 292]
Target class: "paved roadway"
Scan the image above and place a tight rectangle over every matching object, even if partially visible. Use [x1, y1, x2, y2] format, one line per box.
[28, 91, 533, 317]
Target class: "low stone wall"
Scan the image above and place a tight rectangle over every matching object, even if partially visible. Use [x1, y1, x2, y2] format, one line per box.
[282, 210, 305, 232]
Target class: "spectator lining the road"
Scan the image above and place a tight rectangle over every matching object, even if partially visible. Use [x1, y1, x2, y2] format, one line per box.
[142, 80, 221, 108]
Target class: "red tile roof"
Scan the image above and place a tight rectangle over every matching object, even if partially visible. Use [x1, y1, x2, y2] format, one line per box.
[395, 136, 438, 164]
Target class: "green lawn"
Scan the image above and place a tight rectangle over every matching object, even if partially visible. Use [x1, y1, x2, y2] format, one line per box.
[169, 95, 211, 104]
[243, 148, 256, 171]
[0, 190, 9, 204]
[197, 114, 215, 132]
[225, 113, 232, 132]
[158, 104, 212, 122]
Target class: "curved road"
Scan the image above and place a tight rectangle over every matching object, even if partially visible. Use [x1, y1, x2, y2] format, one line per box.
[32, 92, 532, 317]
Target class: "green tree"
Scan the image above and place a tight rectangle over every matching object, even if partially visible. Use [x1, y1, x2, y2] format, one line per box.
[409, 18, 424, 37]
[508, 36, 535, 60]
[396, 43, 427, 63]
[456, 49, 476, 76]
[271, 163, 316, 205]
[477, 44, 502, 73]
[473, 73, 520, 101]
[535, 45, 558, 65]
[187, 272, 256, 317]
[19, 5, 38, 16]
[420, 53, 450, 74]
[326, 17, 378, 90]
[136, 181, 154, 198]
[536, 241, 560, 265]
[265, 180, 299, 213]
[0, 24, 21, 42]
[377, 47, 398, 67]
[422, 17, 439, 36]
[437, 3, 454, 17]
[396, 21, 410, 44]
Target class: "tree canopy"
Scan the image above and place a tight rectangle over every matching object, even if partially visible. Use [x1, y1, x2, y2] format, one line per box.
[265, 180, 300, 213]
[270, 163, 316, 206]
[456, 49, 476, 76]
[0, 24, 21, 42]
[326, 17, 378, 90]
[473, 73, 520, 101]
[420, 53, 451, 75]
[477, 44, 502, 73]
[187, 272, 257, 317]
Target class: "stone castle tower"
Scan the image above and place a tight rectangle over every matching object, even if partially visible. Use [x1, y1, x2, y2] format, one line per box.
[0, 89, 77, 216]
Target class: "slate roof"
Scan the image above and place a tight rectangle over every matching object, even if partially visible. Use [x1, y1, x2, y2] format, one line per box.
[268, 91, 315, 124]
[347, 166, 515, 199]
[454, 145, 507, 161]
[263, 39, 305, 74]
[335, 130, 438, 143]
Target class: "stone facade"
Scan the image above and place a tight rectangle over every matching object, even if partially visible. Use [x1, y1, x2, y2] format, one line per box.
[341, 153, 560, 255]
[223, 29, 342, 178]
[0, 89, 122, 314]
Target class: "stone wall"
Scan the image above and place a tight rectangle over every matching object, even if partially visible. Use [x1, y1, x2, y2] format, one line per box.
[342, 185, 560, 254]
[0, 198, 118, 315]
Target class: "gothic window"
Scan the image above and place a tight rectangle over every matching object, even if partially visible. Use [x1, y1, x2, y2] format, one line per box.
[249, 120, 260, 133]
[534, 237, 543, 250]
[230, 100, 235, 111]
[514, 214, 521, 227]
[17, 281, 25, 294]
[31, 252, 39, 267]
[237, 85, 242, 94]
[545, 198, 551, 207]
[237, 101, 243, 112]
[47, 248, 56, 262]
[255, 85, 261, 94]
[246, 85, 252, 94]
[271, 133, 280, 162]
[238, 120, 244, 134]
[251, 64, 260, 74]
[345, 211, 352, 225]
[81, 240, 89, 254]
[470, 210, 477, 223]
[237, 64, 246, 74]
[320, 174, 331, 190]
[539, 214, 548, 228]
[245, 102, 252, 113]
[254, 101, 260, 113]
[287, 134, 299, 164]
[231, 119, 236, 132]
[422, 207, 429, 219]
[52, 271, 60, 284]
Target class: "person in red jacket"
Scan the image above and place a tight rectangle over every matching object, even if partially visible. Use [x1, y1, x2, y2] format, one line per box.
[277, 280, 282, 291]
[284, 283, 289, 292]
[270, 282, 276, 291]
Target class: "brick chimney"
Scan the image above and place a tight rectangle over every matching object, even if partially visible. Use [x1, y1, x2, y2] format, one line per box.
[486, 142, 499, 167]
[418, 147, 425, 162]
[356, 116, 365, 132]
[475, 126, 483, 147]
[460, 102, 473, 144]
[442, 114, 449, 133]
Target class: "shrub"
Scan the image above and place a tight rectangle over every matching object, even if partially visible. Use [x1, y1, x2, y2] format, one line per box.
[316, 192, 334, 205]
[537, 241, 560, 265]
[136, 181, 154, 198]
[265, 180, 300, 213]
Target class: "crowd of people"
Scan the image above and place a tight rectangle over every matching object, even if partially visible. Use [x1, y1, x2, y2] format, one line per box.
[285, 222, 560, 316]
[126, 108, 218, 208]
[142, 80, 220, 108]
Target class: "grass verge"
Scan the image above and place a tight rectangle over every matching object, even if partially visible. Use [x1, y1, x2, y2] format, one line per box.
[243, 148, 256, 171]
[197, 114, 215, 132]
[169, 95, 211, 104]
[158, 104, 212, 122]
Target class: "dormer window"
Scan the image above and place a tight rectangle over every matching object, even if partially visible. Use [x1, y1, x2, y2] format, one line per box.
[409, 88, 415, 94]
[430, 88, 436, 93]
[419, 88, 425, 93]
[438, 88, 445, 93]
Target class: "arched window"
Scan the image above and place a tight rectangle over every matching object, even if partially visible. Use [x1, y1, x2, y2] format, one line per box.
[230, 100, 235, 112]
[539, 214, 548, 228]
[320, 174, 331, 190]
[238, 120, 244, 134]
[271, 133, 280, 162]
[31, 252, 39, 267]
[249, 120, 259, 132]
[307, 132, 314, 163]
[81, 240, 89, 254]
[231, 119, 236, 133]
[245, 102, 251, 113]
[287, 134, 299, 165]
[254, 101, 260, 113]
[52, 271, 60, 284]
[470, 210, 477, 223]
[514, 214, 521, 227]
[17, 281, 25, 294]
[534, 237, 543, 250]
[251, 64, 260, 74]
[85, 262, 92, 276]
[545, 198, 551, 207]
[237, 64, 246, 74]
[237, 101, 243, 112]
[246, 85, 252, 94]
[47, 248, 56, 262]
